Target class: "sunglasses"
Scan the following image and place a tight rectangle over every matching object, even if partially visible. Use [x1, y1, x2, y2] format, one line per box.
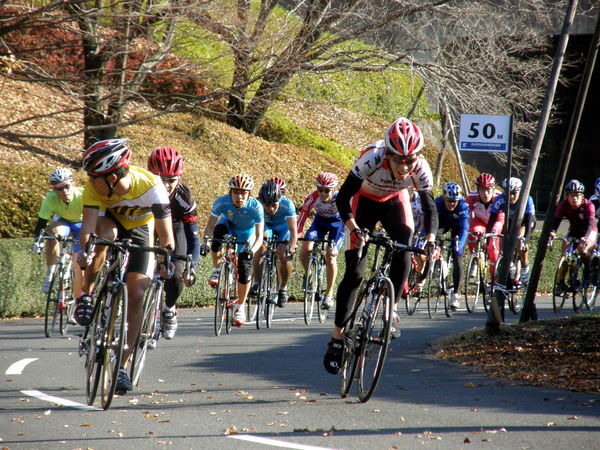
[231, 189, 250, 195]
[445, 198, 458, 204]
[317, 188, 332, 193]
[161, 177, 179, 183]
[388, 155, 419, 165]
[54, 184, 72, 191]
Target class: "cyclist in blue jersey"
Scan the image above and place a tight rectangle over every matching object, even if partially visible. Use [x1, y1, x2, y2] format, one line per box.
[487, 177, 536, 284]
[251, 180, 298, 307]
[435, 182, 470, 311]
[204, 174, 264, 327]
[297, 172, 345, 310]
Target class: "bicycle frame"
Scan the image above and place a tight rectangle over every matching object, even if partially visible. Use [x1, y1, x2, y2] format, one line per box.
[299, 237, 333, 325]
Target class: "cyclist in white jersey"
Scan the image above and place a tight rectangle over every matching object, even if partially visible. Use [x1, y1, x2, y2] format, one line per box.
[323, 117, 438, 375]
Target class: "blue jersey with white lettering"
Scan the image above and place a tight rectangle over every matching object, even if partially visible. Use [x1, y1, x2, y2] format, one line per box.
[490, 193, 535, 216]
[435, 196, 470, 253]
[211, 195, 264, 232]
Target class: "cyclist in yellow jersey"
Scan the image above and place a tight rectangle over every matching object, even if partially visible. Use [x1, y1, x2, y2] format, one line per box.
[75, 138, 174, 396]
[31, 168, 84, 300]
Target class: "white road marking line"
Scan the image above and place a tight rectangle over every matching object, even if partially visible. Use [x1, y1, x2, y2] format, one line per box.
[21, 390, 101, 411]
[228, 434, 336, 449]
[6, 358, 38, 375]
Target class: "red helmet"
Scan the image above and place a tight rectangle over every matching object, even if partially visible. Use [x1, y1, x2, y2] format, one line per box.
[315, 172, 338, 189]
[267, 177, 287, 194]
[384, 117, 424, 156]
[475, 173, 496, 188]
[147, 146, 184, 177]
[82, 138, 131, 176]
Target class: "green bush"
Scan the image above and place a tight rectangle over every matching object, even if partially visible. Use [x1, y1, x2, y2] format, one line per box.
[0, 238, 46, 317]
[0, 231, 565, 317]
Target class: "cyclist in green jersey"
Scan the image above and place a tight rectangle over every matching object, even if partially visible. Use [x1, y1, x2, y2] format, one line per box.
[31, 168, 84, 300]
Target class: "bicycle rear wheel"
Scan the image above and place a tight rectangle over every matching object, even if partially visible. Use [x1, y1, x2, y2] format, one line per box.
[464, 254, 482, 313]
[100, 285, 127, 410]
[357, 277, 394, 403]
[44, 270, 60, 337]
[303, 259, 317, 325]
[552, 257, 568, 313]
[426, 259, 442, 318]
[131, 280, 161, 387]
[214, 265, 229, 336]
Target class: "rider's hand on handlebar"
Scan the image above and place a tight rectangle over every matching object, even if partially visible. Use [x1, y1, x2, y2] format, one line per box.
[31, 242, 44, 254]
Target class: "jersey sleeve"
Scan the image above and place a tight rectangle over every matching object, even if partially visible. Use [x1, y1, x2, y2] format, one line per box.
[297, 191, 318, 233]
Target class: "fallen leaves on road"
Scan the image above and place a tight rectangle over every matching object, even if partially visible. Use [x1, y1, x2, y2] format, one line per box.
[435, 316, 600, 392]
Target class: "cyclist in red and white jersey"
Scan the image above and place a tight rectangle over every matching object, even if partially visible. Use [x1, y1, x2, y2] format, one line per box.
[465, 173, 503, 277]
[323, 117, 438, 375]
[298, 172, 345, 310]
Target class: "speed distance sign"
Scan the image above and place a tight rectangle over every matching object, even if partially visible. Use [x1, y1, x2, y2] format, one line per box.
[459, 114, 511, 152]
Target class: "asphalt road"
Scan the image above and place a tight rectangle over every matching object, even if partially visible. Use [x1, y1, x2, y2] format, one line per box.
[1, 297, 598, 449]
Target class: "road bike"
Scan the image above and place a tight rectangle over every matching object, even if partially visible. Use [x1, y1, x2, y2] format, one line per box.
[493, 236, 528, 314]
[551, 236, 595, 313]
[299, 237, 333, 325]
[210, 236, 247, 336]
[586, 246, 599, 310]
[339, 231, 424, 402]
[250, 237, 288, 329]
[130, 255, 189, 387]
[423, 237, 454, 318]
[78, 234, 168, 410]
[463, 232, 499, 313]
[39, 235, 77, 337]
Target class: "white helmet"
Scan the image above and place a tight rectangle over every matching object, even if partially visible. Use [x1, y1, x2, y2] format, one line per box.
[502, 177, 522, 192]
[49, 168, 73, 187]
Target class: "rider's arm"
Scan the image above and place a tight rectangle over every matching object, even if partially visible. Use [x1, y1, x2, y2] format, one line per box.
[33, 217, 48, 241]
[457, 202, 470, 253]
[418, 190, 437, 243]
[287, 215, 298, 252]
[183, 221, 201, 268]
[155, 216, 175, 252]
[335, 172, 362, 223]
[297, 192, 317, 234]
[203, 214, 218, 240]
[251, 222, 264, 255]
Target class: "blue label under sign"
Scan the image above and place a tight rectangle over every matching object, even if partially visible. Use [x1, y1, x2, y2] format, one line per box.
[460, 142, 507, 152]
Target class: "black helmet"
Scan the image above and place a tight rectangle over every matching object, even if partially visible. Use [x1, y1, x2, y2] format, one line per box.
[258, 181, 281, 205]
[564, 179, 585, 194]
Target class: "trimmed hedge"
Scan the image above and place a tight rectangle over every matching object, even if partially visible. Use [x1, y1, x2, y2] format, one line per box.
[0, 231, 560, 318]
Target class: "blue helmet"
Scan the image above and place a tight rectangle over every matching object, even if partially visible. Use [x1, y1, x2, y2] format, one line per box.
[594, 177, 600, 197]
[442, 182, 462, 200]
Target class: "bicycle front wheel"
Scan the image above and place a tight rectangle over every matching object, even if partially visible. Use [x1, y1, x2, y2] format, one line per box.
[214, 265, 229, 336]
[265, 263, 277, 328]
[583, 255, 599, 310]
[405, 265, 421, 316]
[44, 269, 60, 337]
[317, 259, 328, 323]
[131, 280, 161, 387]
[357, 277, 394, 403]
[85, 299, 103, 406]
[443, 255, 453, 318]
[464, 254, 481, 313]
[59, 267, 74, 335]
[426, 259, 442, 318]
[339, 285, 366, 398]
[572, 262, 586, 313]
[303, 259, 318, 325]
[100, 285, 127, 410]
[552, 257, 568, 313]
